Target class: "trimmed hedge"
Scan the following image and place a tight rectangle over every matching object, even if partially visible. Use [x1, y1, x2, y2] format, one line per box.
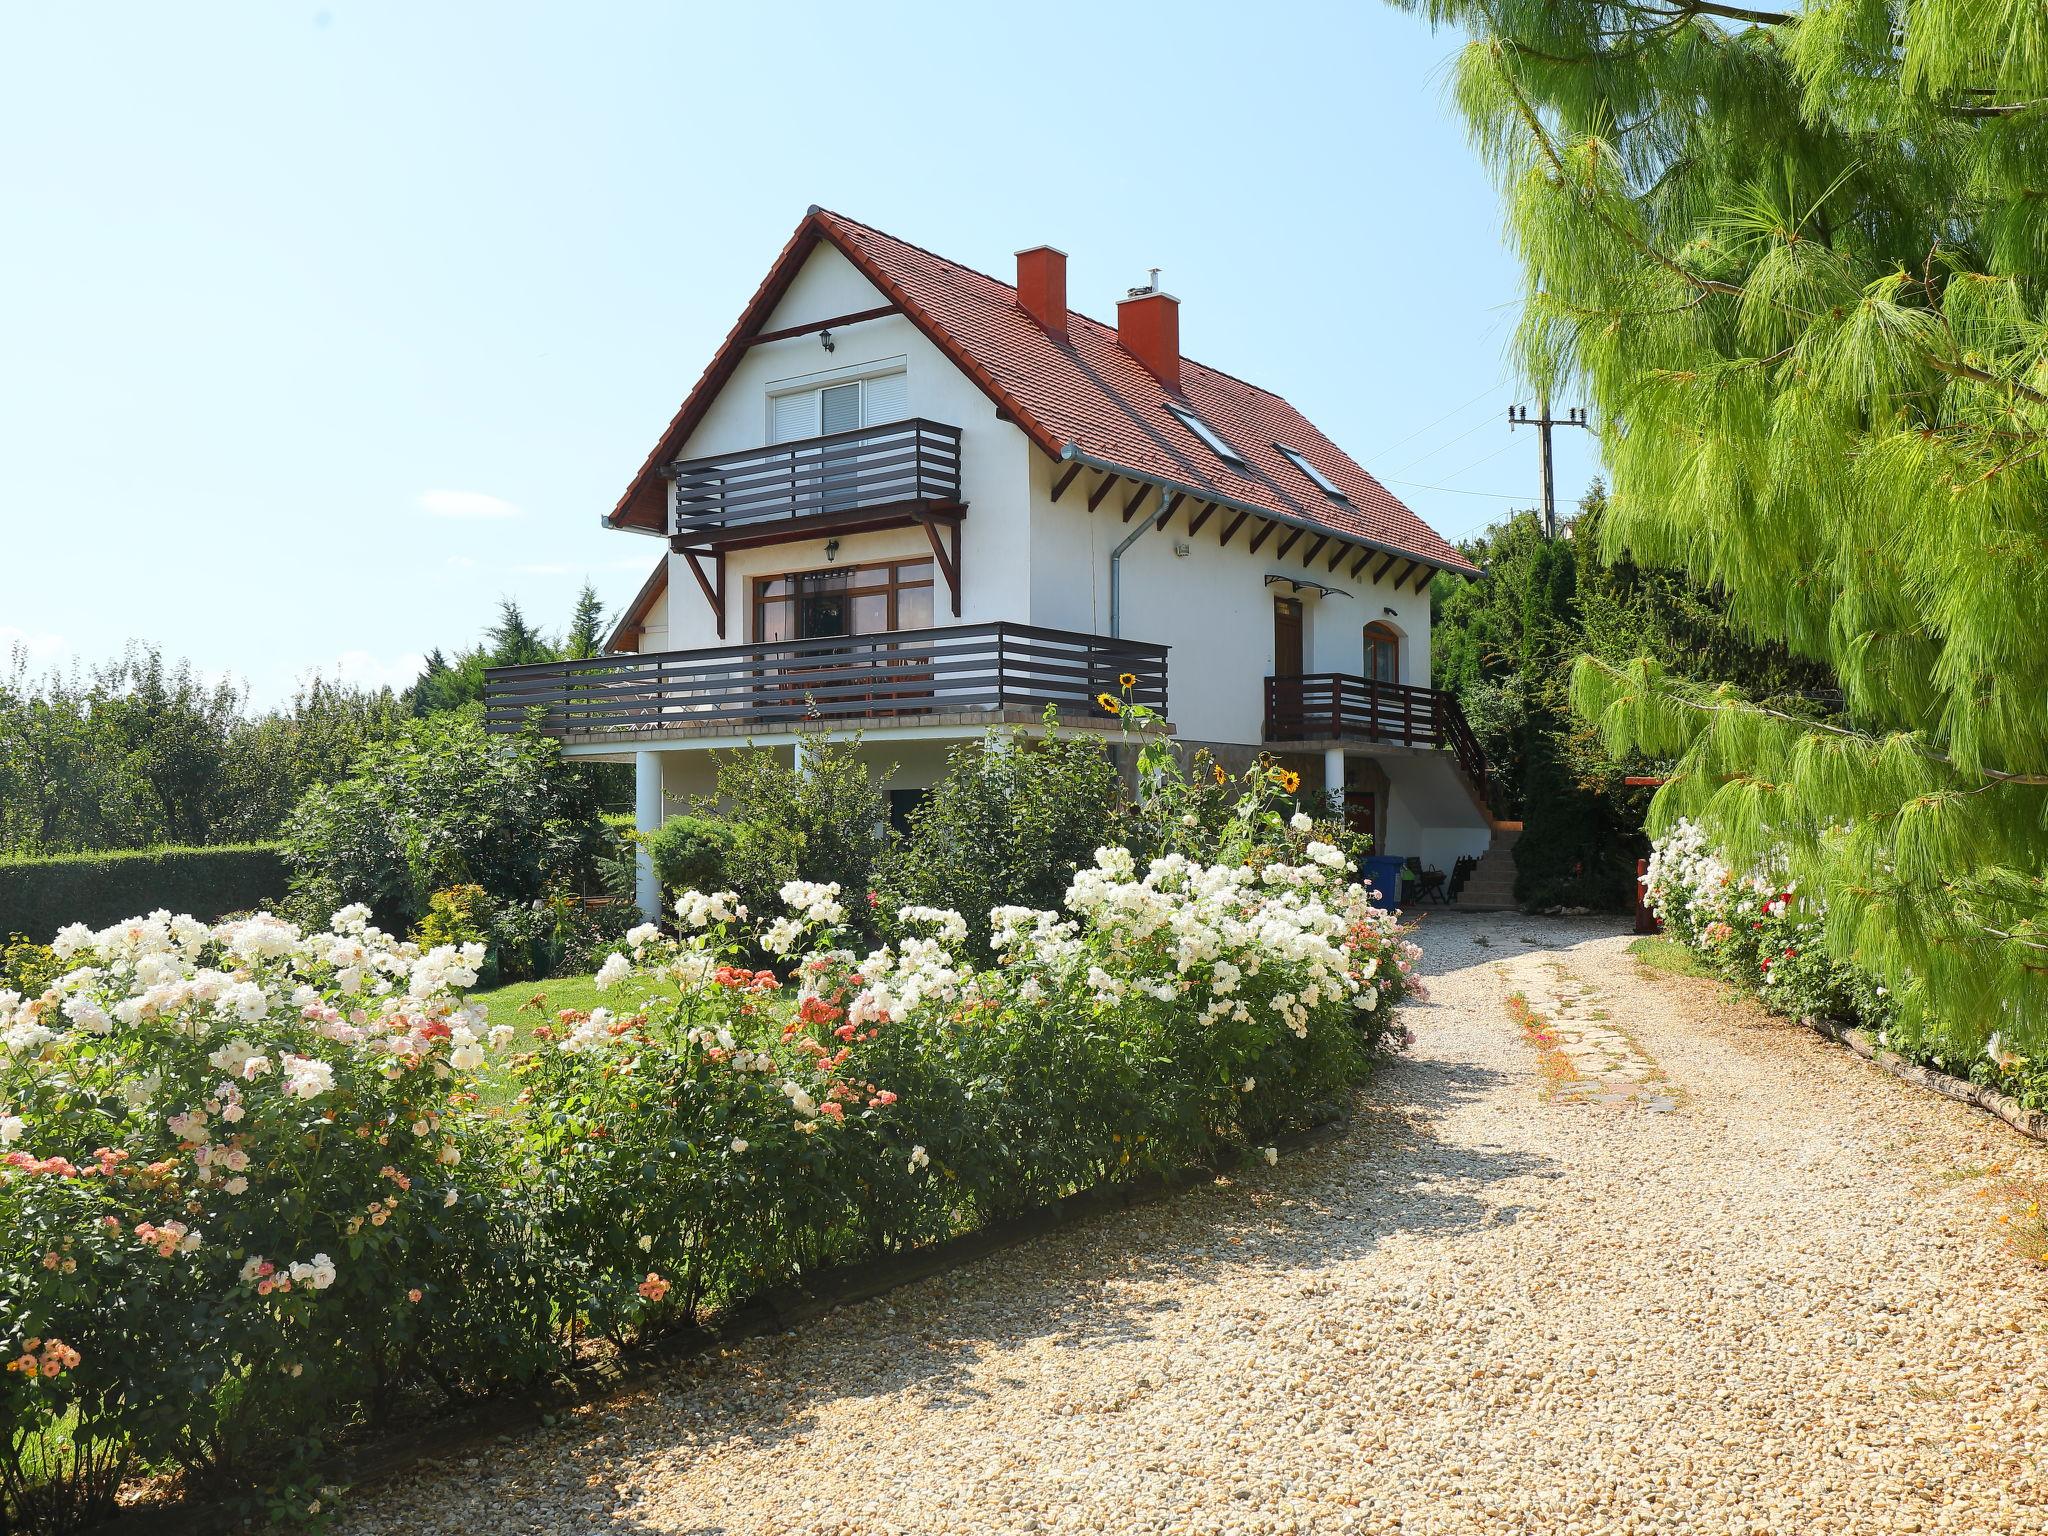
[0, 844, 289, 941]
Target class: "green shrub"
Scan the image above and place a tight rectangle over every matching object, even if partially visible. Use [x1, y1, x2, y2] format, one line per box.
[488, 887, 636, 982]
[417, 884, 494, 950]
[647, 815, 738, 900]
[283, 715, 612, 933]
[0, 935, 63, 994]
[876, 727, 1119, 957]
[1, 756, 1430, 1526]
[706, 736, 889, 935]
[0, 844, 288, 941]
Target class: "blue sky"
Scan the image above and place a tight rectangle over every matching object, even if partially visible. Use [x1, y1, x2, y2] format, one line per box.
[0, 1, 1599, 707]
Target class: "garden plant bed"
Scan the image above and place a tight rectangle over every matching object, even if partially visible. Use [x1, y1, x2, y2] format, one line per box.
[88, 1116, 1350, 1536]
[1801, 1016, 2048, 1147]
[328, 913, 2048, 1536]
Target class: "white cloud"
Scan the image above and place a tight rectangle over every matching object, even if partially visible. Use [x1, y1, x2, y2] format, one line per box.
[0, 625, 71, 664]
[418, 489, 520, 520]
[445, 554, 477, 570]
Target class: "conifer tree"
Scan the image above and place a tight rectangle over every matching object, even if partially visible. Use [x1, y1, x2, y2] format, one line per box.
[565, 581, 607, 661]
[1393, 0, 2048, 1048]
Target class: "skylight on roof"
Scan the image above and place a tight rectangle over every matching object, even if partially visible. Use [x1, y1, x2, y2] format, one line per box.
[1276, 444, 1349, 502]
[1165, 403, 1244, 468]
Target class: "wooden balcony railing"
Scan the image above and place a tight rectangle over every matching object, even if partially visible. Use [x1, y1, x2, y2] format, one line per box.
[485, 624, 1167, 737]
[1264, 673, 1491, 805]
[666, 418, 963, 544]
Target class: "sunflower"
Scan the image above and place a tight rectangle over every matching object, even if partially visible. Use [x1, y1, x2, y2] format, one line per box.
[1212, 764, 1228, 786]
[1096, 692, 1122, 715]
[1118, 672, 1137, 689]
[1277, 770, 1302, 794]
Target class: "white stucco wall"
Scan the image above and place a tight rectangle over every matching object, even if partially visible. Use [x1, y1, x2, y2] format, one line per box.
[1025, 453, 1438, 747]
[636, 581, 670, 654]
[657, 244, 1032, 649]
[613, 237, 1481, 847]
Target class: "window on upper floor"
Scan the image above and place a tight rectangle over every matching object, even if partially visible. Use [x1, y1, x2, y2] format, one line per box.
[1276, 444, 1349, 502]
[754, 558, 935, 642]
[769, 369, 909, 443]
[1364, 621, 1400, 684]
[1165, 402, 1245, 469]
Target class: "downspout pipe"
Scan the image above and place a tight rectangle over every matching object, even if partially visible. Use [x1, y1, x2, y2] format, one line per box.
[1108, 508, 1158, 639]
[1063, 444, 1162, 639]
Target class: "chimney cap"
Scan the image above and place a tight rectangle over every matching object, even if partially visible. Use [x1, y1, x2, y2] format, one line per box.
[1015, 242, 1068, 257]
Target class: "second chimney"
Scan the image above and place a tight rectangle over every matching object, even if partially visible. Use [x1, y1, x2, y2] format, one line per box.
[1117, 285, 1181, 391]
[1016, 245, 1068, 336]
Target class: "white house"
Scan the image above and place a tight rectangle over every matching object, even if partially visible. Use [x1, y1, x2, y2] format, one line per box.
[485, 209, 1498, 918]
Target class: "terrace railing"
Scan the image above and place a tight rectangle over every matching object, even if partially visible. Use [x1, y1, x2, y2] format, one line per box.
[485, 624, 1167, 737]
[1264, 673, 1491, 806]
[666, 418, 963, 542]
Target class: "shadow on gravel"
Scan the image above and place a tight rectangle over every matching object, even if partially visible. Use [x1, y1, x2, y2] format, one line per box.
[549, 1049, 1549, 1535]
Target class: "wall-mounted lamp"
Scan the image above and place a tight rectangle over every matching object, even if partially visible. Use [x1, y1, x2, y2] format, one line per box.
[1382, 606, 1397, 617]
[819, 328, 835, 353]
[824, 538, 841, 563]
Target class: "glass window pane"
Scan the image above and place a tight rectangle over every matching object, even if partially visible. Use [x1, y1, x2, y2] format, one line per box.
[800, 591, 847, 638]
[896, 559, 934, 584]
[820, 382, 862, 435]
[852, 592, 889, 635]
[896, 583, 933, 631]
[757, 599, 792, 643]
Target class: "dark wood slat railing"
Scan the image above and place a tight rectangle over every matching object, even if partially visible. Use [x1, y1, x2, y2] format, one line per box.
[1264, 673, 1492, 806]
[665, 418, 962, 538]
[485, 624, 1166, 736]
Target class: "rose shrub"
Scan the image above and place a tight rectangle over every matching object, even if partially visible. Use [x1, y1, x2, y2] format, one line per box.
[1643, 821, 2047, 1111]
[2, 776, 1424, 1529]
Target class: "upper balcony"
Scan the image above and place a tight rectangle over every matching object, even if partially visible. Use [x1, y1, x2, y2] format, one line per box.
[665, 417, 963, 551]
[484, 623, 1167, 745]
[1264, 673, 1492, 807]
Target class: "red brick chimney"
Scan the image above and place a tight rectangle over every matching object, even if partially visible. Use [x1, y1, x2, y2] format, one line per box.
[1117, 279, 1180, 391]
[1015, 245, 1068, 336]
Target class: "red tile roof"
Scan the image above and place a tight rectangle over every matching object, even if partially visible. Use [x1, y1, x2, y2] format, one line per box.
[609, 208, 1477, 577]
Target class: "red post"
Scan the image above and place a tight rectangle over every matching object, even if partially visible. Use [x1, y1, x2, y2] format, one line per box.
[1633, 857, 1661, 934]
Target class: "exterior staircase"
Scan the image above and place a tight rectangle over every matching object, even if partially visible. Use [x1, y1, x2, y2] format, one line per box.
[1452, 825, 1520, 912]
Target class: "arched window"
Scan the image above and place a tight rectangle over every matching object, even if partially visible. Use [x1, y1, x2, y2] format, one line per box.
[1363, 622, 1400, 683]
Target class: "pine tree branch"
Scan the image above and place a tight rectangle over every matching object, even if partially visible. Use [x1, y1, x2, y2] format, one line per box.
[1641, 0, 1794, 24]
[1579, 655, 2048, 787]
[1924, 353, 2048, 408]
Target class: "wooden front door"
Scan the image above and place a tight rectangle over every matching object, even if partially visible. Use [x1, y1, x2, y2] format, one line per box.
[1273, 596, 1304, 677]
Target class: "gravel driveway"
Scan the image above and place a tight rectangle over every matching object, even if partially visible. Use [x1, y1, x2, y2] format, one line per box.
[339, 914, 2048, 1536]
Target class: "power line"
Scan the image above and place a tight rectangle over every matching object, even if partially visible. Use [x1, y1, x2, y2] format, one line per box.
[1387, 411, 1502, 477]
[1362, 380, 1509, 466]
[1388, 478, 1535, 501]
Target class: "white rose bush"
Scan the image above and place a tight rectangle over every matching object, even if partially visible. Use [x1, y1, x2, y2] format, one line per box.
[0, 906, 542, 1528]
[516, 827, 1421, 1351]
[2, 768, 1425, 1527]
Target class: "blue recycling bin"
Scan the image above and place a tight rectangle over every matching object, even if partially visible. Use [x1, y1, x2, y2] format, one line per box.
[1361, 855, 1407, 910]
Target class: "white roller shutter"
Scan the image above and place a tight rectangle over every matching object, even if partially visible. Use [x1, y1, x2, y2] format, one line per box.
[862, 370, 908, 425]
[770, 390, 815, 443]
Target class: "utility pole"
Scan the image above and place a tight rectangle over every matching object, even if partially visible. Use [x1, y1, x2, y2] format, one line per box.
[1509, 396, 1591, 538]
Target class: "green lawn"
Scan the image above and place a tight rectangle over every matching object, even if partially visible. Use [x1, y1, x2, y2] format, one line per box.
[467, 968, 669, 1044]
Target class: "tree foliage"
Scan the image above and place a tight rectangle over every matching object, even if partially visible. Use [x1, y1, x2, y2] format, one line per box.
[877, 726, 1123, 957]
[1432, 489, 1829, 908]
[1395, 0, 2048, 1044]
[0, 646, 401, 856]
[281, 712, 613, 932]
